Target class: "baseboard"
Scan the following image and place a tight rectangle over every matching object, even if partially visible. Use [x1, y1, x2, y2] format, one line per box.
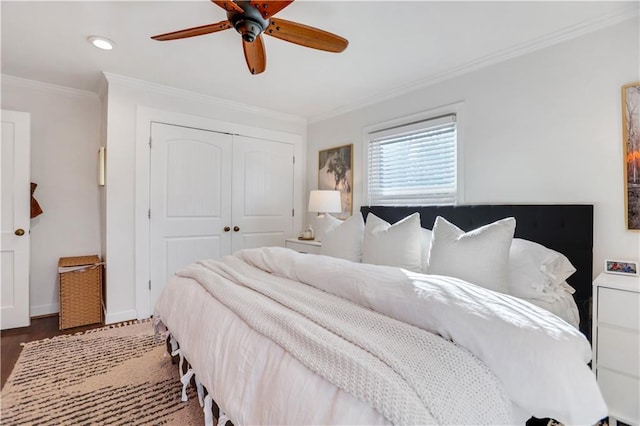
[31, 313, 57, 320]
[104, 309, 137, 325]
[30, 306, 137, 325]
[30, 303, 59, 317]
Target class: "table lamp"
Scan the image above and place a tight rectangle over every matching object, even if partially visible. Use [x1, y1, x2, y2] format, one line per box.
[307, 190, 342, 241]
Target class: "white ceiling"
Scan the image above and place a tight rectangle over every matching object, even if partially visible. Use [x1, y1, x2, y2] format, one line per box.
[1, 1, 637, 121]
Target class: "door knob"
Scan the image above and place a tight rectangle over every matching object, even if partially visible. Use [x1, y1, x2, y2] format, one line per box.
[233, 226, 240, 232]
[224, 226, 230, 232]
[15, 228, 25, 236]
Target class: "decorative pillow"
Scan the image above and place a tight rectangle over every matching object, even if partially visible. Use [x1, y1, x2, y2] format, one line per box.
[362, 212, 423, 272]
[421, 227, 433, 273]
[321, 213, 365, 262]
[508, 238, 577, 301]
[426, 216, 516, 293]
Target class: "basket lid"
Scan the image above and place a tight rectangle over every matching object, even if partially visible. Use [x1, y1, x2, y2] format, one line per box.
[58, 255, 101, 268]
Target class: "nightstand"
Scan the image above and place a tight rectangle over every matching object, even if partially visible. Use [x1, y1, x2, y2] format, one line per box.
[285, 238, 321, 255]
[592, 272, 640, 426]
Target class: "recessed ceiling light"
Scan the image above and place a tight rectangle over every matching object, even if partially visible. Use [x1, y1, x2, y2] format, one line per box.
[88, 36, 114, 50]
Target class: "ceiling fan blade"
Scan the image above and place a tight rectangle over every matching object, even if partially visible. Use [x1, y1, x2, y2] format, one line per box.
[264, 18, 348, 53]
[250, 0, 294, 19]
[211, 0, 243, 13]
[151, 20, 232, 41]
[242, 35, 266, 75]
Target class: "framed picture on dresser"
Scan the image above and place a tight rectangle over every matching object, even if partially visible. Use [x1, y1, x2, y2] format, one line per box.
[604, 259, 639, 276]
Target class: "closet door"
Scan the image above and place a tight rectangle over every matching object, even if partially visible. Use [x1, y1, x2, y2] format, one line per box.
[149, 123, 232, 308]
[231, 135, 294, 253]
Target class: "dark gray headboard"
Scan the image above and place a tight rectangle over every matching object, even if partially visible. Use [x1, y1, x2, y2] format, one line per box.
[360, 205, 594, 338]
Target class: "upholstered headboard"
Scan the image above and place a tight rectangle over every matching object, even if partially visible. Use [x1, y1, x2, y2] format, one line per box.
[360, 205, 594, 338]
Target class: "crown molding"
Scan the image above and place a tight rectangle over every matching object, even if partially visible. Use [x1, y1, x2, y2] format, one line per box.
[1, 74, 99, 99]
[102, 72, 307, 126]
[308, 4, 639, 124]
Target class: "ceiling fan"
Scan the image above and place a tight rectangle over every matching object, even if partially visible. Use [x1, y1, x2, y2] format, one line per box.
[151, 0, 348, 75]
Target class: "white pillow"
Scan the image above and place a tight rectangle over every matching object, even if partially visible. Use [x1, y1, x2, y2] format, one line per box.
[426, 216, 516, 293]
[421, 227, 433, 273]
[362, 212, 422, 272]
[321, 213, 365, 262]
[508, 238, 577, 301]
[523, 282, 580, 328]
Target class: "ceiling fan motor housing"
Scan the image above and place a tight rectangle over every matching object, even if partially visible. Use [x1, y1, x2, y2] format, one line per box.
[228, 2, 269, 43]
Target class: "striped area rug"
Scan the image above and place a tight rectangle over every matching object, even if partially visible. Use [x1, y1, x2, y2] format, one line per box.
[1, 320, 203, 425]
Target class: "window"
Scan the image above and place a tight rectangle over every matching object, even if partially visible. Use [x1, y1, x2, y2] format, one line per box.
[366, 114, 457, 206]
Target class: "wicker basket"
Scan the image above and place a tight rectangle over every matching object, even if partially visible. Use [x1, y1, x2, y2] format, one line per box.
[58, 255, 103, 330]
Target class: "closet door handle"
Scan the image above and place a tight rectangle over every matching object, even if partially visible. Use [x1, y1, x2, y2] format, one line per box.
[233, 226, 240, 232]
[224, 226, 230, 232]
[15, 228, 25, 236]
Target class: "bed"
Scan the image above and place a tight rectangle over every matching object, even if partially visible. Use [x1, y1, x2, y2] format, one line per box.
[154, 204, 605, 426]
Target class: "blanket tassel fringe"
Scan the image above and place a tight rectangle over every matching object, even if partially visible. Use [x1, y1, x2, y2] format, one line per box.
[161, 322, 233, 425]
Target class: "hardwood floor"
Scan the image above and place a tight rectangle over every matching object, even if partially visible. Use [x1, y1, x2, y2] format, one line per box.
[1, 315, 103, 388]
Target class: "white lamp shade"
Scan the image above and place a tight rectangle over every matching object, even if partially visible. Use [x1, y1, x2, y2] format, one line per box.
[308, 190, 342, 213]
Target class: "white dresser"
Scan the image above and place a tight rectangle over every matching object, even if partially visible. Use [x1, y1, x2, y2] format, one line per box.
[285, 238, 321, 255]
[592, 272, 640, 426]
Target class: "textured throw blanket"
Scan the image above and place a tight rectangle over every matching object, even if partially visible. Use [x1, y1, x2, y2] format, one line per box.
[234, 247, 606, 425]
[177, 255, 514, 425]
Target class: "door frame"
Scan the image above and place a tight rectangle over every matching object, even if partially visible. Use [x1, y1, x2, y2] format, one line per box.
[134, 106, 305, 319]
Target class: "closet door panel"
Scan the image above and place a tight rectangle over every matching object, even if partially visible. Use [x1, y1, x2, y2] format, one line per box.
[150, 123, 233, 309]
[231, 135, 294, 253]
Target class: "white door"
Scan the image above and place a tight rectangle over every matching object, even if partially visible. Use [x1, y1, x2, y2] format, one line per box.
[1, 110, 31, 330]
[231, 135, 294, 252]
[150, 123, 233, 309]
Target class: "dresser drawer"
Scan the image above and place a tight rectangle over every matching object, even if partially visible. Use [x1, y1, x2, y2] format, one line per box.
[598, 287, 640, 331]
[597, 325, 640, 377]
[597, 367, 640, 424]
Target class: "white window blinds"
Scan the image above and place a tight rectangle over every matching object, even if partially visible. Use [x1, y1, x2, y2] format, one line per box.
[367, 114, 457, 206]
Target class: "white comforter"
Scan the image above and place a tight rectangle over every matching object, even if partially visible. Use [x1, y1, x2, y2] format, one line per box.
[156, 247, 606, 425]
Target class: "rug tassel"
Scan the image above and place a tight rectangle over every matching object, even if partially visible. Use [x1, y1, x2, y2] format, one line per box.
[195, 375, 205, 407]
[204, 394, 214, 426]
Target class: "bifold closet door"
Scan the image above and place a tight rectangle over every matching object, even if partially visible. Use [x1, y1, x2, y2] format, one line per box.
[149, 123, 233, 309]
[231, 135, 294, 253]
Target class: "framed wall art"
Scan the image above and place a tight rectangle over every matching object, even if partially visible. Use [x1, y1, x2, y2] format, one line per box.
[623, 81, 640, 230]
[318, 144, 353, 219]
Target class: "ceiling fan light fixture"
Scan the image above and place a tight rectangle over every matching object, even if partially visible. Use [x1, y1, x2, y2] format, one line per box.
[88, 36, 114, 50]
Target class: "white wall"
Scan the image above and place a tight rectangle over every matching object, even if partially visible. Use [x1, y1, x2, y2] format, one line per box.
[101, 74, 307, 323]
[1, 77, 102, 316]
[307, 19, 640, 278]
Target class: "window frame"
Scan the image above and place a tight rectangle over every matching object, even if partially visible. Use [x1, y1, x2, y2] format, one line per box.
[362, 102, 465, 207]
